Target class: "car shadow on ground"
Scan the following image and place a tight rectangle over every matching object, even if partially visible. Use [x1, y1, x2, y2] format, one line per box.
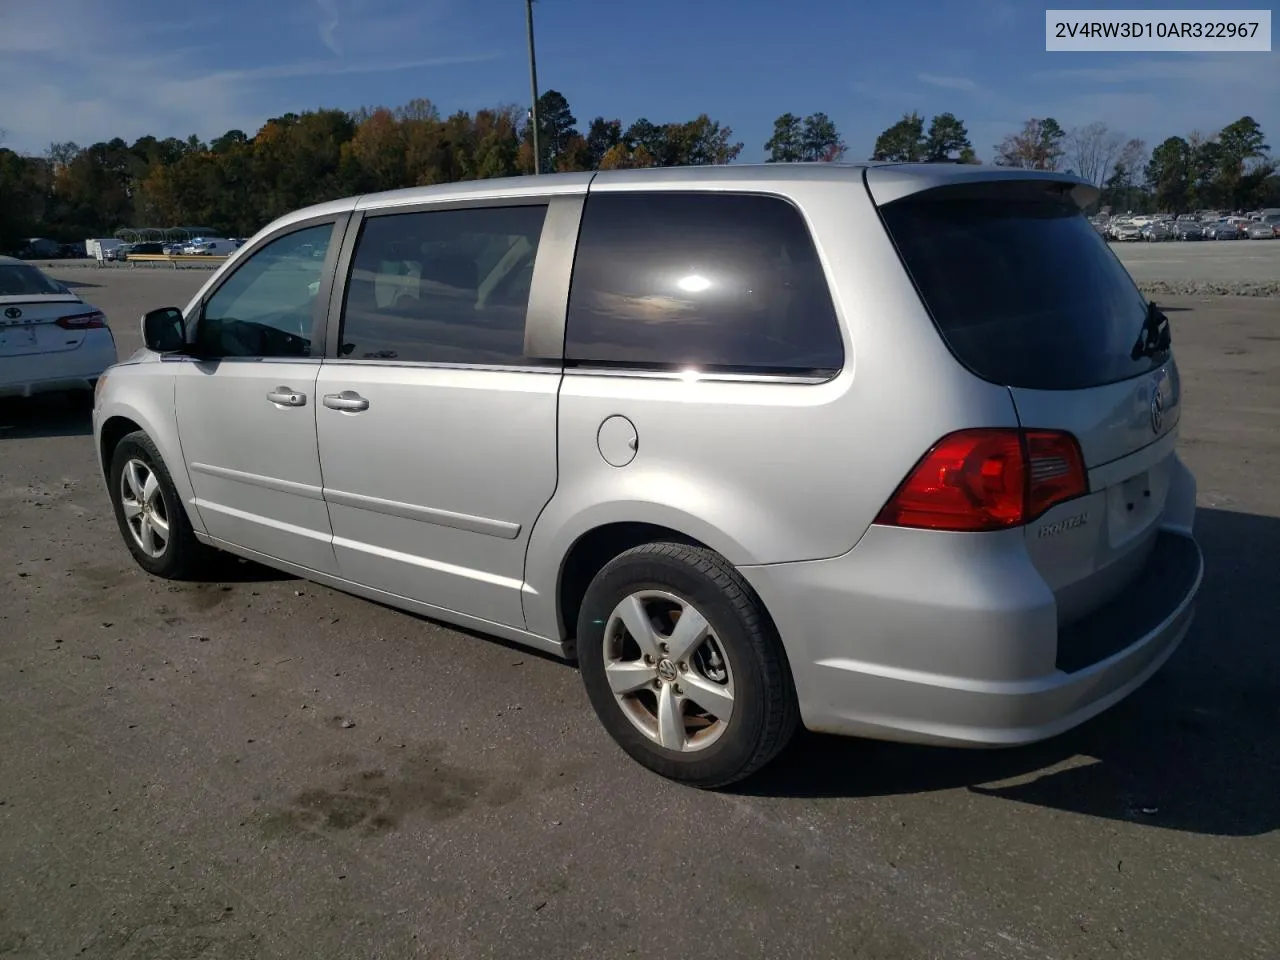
[55, 277, 101, 289]
[0, 396, 93, 439]
[738, 506, 1279, 838]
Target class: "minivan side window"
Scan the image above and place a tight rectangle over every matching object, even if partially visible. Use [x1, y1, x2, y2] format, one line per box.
[339, 204, 548, 365]
[196, 223, 333, 359]
[564, 192, 844, 375]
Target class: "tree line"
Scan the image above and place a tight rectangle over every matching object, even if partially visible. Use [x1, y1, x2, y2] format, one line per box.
[868, 111, 1275, 213]
[1, 89, 1275, 248]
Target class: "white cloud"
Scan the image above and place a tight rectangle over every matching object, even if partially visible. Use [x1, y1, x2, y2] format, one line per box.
[0, 0, 499, 153]
[917, 73, 980, 93]
[316, 0, 342, 55]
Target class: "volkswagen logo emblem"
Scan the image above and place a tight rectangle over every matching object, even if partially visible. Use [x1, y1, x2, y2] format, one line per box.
[1150, 388, 1164, 434]
[3, 307, 21, 320]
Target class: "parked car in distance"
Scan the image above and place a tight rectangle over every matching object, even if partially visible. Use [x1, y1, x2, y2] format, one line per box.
[1141, 221, 1175, 242]
[1174, 222, 1205, 241]
[15, 238, 65, 259]
[119, 242, 168, 260]
[0, 256, 116, 401]
[93, 164, 1202, 787]
[1205, 220, 1241, 240]
[188, 239, 239, 256]
[1244, 215, 1280, 239]
[1111, 220, 1143, 241]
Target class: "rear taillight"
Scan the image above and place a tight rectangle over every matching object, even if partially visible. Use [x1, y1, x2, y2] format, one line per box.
[875, 428, 1088, 532]
[56, 311, 107, 330]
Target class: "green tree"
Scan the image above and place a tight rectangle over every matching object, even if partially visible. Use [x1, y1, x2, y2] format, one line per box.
[765, 113, 804, 162]
[800, 112, 845, 161]
[528, 90, 578, 171]
[872, 112, 926, 161]
[1215, 116, 1270, 209]
[659, 115, 743, 166]
[584, 117, 623, 168]
[924, 112, 974, 162]
[1145, 136, 1192, 212]
[622, 118, 666, 161]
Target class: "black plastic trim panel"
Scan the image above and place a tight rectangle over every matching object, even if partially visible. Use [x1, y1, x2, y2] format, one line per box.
[1055, 531, 1202, 673]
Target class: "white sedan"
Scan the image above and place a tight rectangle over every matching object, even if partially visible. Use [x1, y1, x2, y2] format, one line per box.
[0, 257, 117, 402]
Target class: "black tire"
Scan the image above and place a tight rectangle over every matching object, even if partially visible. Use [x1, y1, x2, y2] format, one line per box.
[108, 429, 214, 579]
[576, 542, 800, 788]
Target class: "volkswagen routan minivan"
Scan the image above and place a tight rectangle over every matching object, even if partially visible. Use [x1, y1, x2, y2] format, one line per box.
[94, 163, 1202, 787]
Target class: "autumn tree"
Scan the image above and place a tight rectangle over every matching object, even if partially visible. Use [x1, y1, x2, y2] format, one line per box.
[993, 118, 1066, 170]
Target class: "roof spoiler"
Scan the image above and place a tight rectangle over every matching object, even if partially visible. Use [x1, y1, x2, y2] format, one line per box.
[864, 164, 1099, 211]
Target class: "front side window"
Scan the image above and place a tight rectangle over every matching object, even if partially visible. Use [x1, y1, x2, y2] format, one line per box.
[196, 223, 333, 359]
[564, 192, 844, 375]
[339, 204, 548, 365]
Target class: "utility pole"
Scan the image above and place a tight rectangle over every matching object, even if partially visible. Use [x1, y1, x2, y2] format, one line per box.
[525, 0, 541, 175]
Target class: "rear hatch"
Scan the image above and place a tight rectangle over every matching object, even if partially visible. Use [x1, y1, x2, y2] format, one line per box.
[869, 170, 1183, 627]
[0, 263, 105, 357]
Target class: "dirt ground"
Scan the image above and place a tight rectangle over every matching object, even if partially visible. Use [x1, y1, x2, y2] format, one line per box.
[1, 270, 1278, 959]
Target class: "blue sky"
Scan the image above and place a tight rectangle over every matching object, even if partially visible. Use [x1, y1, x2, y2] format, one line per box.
[1, 0, 1276, 165]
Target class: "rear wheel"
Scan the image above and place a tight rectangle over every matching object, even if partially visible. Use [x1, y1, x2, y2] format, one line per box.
[108, 430, 214, 579]
[576, 542, 799, 788]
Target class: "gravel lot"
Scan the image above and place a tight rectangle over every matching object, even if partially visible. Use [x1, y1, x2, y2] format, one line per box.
[1111, 239, 1280, 297]
[1, 270, 1278, 959]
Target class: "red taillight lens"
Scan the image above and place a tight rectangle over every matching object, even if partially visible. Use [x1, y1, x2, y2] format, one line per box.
[875, 428, 1088, 532]
[56, 311, 107, 330]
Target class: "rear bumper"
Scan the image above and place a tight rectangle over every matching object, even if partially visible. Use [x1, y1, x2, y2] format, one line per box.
[0, 332, 116, 398]
[740, 523, 1202, 748]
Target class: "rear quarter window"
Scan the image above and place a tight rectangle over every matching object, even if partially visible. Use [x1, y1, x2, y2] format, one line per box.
[565, 192, 844, 376]
[880, 185, 1161, 391]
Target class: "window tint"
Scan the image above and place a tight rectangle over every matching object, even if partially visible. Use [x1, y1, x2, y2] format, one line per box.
[880, 187, 1160, 391]
[565, 192, 843, 375]
[197, 223, 332, 359]
[340, 205, 548, 364]
[0, 263, 64, 296]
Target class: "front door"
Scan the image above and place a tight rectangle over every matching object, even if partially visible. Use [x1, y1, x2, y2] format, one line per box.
[314, 201, 560, 628]
[175, 220, 343, 574]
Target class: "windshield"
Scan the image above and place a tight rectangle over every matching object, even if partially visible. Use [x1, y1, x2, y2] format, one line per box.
[0, 263, 66, 297]
[880, 187, 1163, 391]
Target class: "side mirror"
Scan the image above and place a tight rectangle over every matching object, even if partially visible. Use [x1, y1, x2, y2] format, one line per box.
[141, 307, 186, 353]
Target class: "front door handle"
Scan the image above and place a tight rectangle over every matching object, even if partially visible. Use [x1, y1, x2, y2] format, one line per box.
[323, 390, 370, 412]
[267, 386, 306, 407]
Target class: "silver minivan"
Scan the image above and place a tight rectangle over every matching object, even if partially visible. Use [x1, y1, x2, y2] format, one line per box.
[93, 163, 1203, 787]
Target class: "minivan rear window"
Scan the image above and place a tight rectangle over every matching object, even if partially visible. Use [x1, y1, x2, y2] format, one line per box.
[880, 186, 1161, 391]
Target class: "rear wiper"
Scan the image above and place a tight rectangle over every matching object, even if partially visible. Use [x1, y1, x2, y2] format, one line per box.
[1131, 300, 1172, 361]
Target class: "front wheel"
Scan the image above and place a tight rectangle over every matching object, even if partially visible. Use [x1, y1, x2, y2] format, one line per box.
[576, 542, 799, 788]
[108, 430, 214, 579]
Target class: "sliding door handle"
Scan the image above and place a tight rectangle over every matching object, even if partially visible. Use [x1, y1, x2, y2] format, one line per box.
[323, 391, 370, 412]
